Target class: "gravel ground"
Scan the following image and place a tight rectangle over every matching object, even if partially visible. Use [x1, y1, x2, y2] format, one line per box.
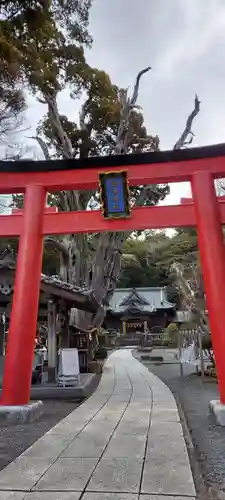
[0, 375, 101, 472]
[138, 355, 225, 496]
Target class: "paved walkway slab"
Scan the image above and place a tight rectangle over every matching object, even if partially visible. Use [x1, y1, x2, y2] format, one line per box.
[0, 350, 196, 499]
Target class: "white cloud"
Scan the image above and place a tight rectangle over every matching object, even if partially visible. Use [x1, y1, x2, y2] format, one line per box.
[156, 1, 225, 79]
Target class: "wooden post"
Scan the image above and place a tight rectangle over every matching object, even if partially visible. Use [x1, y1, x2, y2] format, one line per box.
[47, 299, 57, 381]
[178, 327, 183, 377]
[58, 301, 70, 348]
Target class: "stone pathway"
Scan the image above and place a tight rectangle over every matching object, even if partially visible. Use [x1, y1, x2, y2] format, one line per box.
[0, 350, 196, 499]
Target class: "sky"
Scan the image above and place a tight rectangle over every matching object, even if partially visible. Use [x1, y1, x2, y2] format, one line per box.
[25, 0, 225, 205]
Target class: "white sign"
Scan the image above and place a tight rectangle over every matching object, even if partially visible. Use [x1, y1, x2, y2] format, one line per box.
[58, 348, 80, 377]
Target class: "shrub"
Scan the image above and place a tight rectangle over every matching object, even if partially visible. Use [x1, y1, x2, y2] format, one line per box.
[95, 346, 108, 360]
[163, 323, 179, 345]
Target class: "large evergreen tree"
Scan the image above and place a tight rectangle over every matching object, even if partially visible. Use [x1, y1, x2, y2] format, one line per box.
[0, 1, 199, 331]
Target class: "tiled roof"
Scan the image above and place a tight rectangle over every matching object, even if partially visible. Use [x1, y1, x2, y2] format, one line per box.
[108, 287, 175, 314]
[0, 253, 99, 312]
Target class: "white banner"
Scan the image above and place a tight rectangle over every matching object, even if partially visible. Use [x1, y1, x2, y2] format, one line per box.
[180, 342, 198, 364]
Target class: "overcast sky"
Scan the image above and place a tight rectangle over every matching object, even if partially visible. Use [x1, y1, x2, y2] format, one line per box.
[27, 0, 225, 204]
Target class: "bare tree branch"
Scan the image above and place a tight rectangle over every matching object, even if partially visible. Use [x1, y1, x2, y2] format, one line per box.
[79, 99, 93, 134]
[43, 92, 74, 159]
[130, 66, 151, 106]
[28, 136, 51, 160]
[115, 66, 151, 154]
[174, 94, 200, 150]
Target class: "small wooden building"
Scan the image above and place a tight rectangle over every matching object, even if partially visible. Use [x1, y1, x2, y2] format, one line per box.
[104, 287, 176, 339]
[0, 248, 100, 378]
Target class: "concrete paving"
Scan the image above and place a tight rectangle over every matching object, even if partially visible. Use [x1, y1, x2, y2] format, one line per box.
[0, 350, 196, 500]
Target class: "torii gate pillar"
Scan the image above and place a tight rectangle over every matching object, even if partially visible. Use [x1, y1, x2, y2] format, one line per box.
[192, 172, 225, 404]
[1, 184, 46, 405]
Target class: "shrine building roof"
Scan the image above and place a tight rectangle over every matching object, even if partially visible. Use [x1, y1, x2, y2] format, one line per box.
[108, 287, 175, 315]
[0, 248, 99, 313]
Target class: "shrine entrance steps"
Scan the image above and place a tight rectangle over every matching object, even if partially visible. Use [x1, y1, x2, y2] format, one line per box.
[0, 350, 196, 499]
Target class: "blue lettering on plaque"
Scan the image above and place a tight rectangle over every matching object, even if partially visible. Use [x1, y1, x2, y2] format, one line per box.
[99, 171, 130, 218]
[105, 176, 125, 213]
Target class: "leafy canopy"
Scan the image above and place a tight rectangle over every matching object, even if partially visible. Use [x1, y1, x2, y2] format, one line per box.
[0, 0, 92, 91]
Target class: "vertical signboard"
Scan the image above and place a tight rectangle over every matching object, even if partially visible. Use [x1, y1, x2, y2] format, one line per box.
[99, 171, 131, 219]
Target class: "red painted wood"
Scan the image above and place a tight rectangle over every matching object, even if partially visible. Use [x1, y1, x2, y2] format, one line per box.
[1, 155, 225, 193]
[1, 202, 225, 237]
[181, 196, 225, 204]
[12, 206, 58, 215]
[42, 205, 196, 234]
[192, 172, 225, 404]
[1, 185, 46, 405]
[0, 215, 23, 236]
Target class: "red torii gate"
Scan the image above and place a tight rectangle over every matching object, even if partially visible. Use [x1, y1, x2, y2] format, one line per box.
[1, 144, 225, 407]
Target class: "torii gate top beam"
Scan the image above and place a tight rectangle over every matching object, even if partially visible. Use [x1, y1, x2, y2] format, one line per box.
[0, 143, 225, 193]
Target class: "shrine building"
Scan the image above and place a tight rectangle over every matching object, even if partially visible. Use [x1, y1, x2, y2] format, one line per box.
[103, 287, 176, 338]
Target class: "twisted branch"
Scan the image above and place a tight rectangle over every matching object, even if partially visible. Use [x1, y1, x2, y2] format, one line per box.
[174, 94, 200, 150]
[130, 67, 151, 106]
[115, 66, 151, 154]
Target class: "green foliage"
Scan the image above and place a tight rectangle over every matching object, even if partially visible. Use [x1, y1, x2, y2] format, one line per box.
[147, 231, 198, 270]
[1, 0, 165, 164]
[166, 322, 179, 336]
[162, 328, 170, 345]
[0, 0, 93, 154]
[0, 0, 92, 93]
[0, 83, 26, 147]
[163, 323, 179, 346]
[117, 229, 198, 307]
